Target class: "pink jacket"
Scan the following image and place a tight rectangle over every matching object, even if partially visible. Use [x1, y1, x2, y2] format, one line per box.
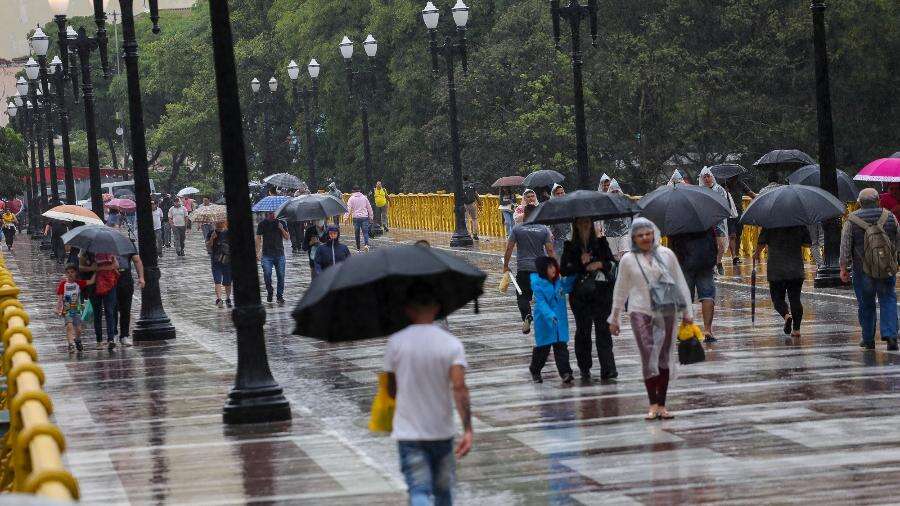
[346, 192, 373, 219]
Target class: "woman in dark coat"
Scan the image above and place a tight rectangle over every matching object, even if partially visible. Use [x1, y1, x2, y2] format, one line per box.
[561, 216, 618, 380]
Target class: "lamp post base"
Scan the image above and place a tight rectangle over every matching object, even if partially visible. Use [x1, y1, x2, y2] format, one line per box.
[813, 264, 844, 288]
[132, 317, 177, 342]
[450, 230, 474, 248]
[223, 385, 292, 425]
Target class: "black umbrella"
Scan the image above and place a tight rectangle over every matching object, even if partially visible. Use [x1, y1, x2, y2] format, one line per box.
[787, 164, 859, 203]
[522, 169, 565, 188]
[526, 190, 638, 225]
[61, 224, 136, 255]
[739, 184, 844, 228]
[707, 163, 746, 180]
[637, 185, 731, 235]
[292, 245, 487, 341]
[263, 172, 303, 190]
[753, 149, 816, 172]
[277, 194, 348, 222]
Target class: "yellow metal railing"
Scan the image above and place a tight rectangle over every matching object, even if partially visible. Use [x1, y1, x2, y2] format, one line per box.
[0, 253, 79, 501]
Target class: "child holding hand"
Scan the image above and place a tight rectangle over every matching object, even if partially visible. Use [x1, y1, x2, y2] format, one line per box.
[57, 264, 95, 353]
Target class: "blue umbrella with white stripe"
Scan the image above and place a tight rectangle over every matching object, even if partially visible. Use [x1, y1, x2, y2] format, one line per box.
[252, 195, 291, 213]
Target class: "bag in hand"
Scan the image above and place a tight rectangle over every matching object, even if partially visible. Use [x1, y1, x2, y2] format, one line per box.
[677, 323, 706, 365]
[499, 271, 511, 293]
[368, 372, 395, 433]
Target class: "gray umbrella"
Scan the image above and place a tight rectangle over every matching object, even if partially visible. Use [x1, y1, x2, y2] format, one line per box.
[527, 190, 638, 225]
[277, 194, 348, 222]
[739, 184, 845, 228]
[787, 164, 859, 203]
[891, 151, 900, 158]
[61, 224, 136, 255]
[707, 163, 746, 180]
[263, 172, 303, 190]
[522, 169, 565, 188]
[753, 149, 815, 172]
[637, 185, 731, 235]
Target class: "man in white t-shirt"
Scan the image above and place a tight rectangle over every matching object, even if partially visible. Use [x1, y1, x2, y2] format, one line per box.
[168, 199, 189, 256]
[151, 201, 164, 258]
[384, 283, 472, 505]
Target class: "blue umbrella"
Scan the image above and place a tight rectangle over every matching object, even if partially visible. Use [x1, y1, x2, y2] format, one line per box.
[252, 195, 291, 213]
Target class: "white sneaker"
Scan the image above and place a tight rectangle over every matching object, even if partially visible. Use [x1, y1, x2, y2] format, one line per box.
[364, 245, 370, 252]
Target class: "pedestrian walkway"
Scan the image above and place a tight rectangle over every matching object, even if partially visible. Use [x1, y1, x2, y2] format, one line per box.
[5, 231, 900, 504]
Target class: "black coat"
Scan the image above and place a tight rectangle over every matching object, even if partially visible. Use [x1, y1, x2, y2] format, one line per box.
[561, 235, 615, 314]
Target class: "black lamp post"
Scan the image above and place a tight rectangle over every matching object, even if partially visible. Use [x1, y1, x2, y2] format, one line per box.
[340, 35, 378, 192]
[66, 26, 80, 105]
[550, 0, 597, 190]
[71, 28, 105, 215]
[50, 55, 77, 205]
[810, 1, 841, 288]
[250, 77, 277, 177]
[422, 0, 473, 248]
[31, 28, 61, 205]
[6, 101, 32, 230]
[24, 67, 49, 214]
[287, 59, 320, 191]
[208, 0, 292, 425]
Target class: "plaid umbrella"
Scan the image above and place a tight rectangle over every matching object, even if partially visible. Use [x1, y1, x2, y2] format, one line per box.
[190, 204, 227, 224]
[252, 195, 291, 213]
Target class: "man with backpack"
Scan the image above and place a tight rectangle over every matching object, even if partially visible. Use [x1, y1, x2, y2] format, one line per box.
[669, 227, 720, 342]
[840, 188, 900, 350]
[462, 175, 481, 241]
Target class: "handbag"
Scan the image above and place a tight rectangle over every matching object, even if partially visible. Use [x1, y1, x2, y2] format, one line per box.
[636, 252, 687, 315]
[677, 322, 705, 365]
[368, 372, 395, 433]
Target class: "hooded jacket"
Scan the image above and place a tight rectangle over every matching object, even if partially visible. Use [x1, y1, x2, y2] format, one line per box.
[699, 167, 738, 217]
[549, 184, 571, 243]
[314, 229, 351, 273]
[346, 192, 374, 219]
[530, 258, 576, 347]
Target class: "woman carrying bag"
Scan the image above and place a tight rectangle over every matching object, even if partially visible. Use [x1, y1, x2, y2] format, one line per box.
[561, 217, 618, 381]
[608, 218, 692, 420]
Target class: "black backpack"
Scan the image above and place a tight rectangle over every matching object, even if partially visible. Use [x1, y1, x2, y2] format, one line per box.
[462, 183, 477, 205]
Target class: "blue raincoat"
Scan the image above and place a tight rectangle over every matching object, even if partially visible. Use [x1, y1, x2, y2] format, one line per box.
[530, 273, 575, 347]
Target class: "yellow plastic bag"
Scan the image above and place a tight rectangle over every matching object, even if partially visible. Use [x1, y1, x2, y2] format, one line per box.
[677, 322, 704, 342]
[368, 372, 396, 433]
[499, 271, 511, 293]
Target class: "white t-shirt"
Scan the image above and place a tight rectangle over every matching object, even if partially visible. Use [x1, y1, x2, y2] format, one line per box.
[384, 324, 467, 441]
[169, 206, 187, 227]
[152, 208, 163, 230]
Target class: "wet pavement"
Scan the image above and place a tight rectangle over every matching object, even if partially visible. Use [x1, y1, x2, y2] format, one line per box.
[4, 229, 900, 505]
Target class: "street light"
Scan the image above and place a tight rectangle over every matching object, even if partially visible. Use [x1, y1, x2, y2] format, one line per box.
[250, 76, 276, 176]
[50, 0, 72, 78]
[340, 34, 378, 194]
[50, 55, 77, 204]
[66, 26, 80, 102]
[207, 0, 291, 425]
[549, 0, 598, 190]
[422, 1, 473, 247]
[268, 76, 277, 92]
[32, 27, 61, 205]
[25, 58, 49, 214]
[71, 27, 105, 214]
[6, 101, 35, 234]
[287, 57, 320, 190]
[24, 99, 41, 236]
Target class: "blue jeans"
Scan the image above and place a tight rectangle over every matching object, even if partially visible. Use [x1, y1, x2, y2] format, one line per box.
[90, 289, 118, 343]
[260, 254, 286, 298]
[501, 210, 514, 238]
[852, 272, 898, 343]
[211, 259, 232, 286]
[398, 439, 455, 506]
[353, 217, 370, 250]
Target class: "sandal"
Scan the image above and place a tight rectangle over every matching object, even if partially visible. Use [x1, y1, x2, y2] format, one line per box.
[658, 409, 675, 420]
[644, 410, 660, 421]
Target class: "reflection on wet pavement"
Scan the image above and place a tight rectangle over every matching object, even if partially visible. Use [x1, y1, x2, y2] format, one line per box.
[6, 229, 900, 504]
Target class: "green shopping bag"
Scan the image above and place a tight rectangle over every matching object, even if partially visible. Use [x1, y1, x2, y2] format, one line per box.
[81, 299, 94, 324]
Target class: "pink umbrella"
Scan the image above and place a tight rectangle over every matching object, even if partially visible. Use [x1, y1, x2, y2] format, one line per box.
[854, 158, 900, 183]
[105, 198, 137, 212]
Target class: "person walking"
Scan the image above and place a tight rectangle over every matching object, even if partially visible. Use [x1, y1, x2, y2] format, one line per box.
[2, 208, 18, 250]
[151, 200, 164, 258]
[598, 173, 612, 193]
[207, 221, 233, 308]
[513, 189, 538, 224]
[256, 212, 289, 304]
[304, 220, 327, 278]
[669, 226, 720, 342]
[724, 176, 756, 265]
[327, 182, 344, 226]
[115, 248, 146, 347]
[168, 198, 189, 256]
[79, 252, 121, 352]
[561, 217, 617, 380]
[160, 194, 173, 248]
[754, 225, 811, 339]
[196, 197, 215, 238]
[314, 225, 351, 274]
[498, 187, 516, 237]
[504, 204, 555, 334]
[699, 167, 732, 275]
[529, 256, 575, 384]
[841, 188, 900, 350]
[609, 218, 692, 420]
[384, 282, 472, 505]
[548, 184, 570, 260]
[603, 179, 632, 260]
[461, 175, 481, 240]
[346, 186, 374, 252]
[373, 181, 390, 233]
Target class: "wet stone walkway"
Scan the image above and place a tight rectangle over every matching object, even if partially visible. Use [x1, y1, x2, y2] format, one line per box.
[5, 229, 900, 505]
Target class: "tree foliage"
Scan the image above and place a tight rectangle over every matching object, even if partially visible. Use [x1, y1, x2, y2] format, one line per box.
[0, 127, 27, 198]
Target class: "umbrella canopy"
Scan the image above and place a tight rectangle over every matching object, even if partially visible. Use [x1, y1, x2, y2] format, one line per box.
[61, 225, 136, 255]
[853, 158, 900, 183]
[787, 164, 859, 202]
[522, 169, 565, 188]
[263, 172, 303, 190]
[526, 190, 638, 225]
[6, 199, 22, 214]
[753, 149, 815, 172]
[292, 244, 486, 341]
[42, 205, 104, 226]
[891, 152, 900, 158]
[277, 194, 348, 222]
[707, 163, 746, 180]
[637, 185, 731, 235]
[105, 198, 137, 212]
[740, 184, 845, 228]
[252, 195, 291, 213]
[491, 175, 525, 188]
[189, 204, 228, 224]
[177, 186, 200, 197]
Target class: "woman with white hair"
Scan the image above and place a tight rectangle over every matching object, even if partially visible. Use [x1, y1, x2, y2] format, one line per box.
[609, 218, 693, 420]
[699, 167, 736, 274]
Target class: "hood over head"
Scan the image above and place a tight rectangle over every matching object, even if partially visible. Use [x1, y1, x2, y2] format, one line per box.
[699, 166, 717, 188]
[629, 217, 662, 252]
[608, 179, 623, 194]
[598, 173, 611, 192]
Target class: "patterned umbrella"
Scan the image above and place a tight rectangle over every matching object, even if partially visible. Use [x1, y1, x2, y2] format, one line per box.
[252, 195, 291, 213]
[263, 173, 303, 190]
[42, 205, 104, 225]
[189, 204, 227, 224]
[177, 186, 200, 197]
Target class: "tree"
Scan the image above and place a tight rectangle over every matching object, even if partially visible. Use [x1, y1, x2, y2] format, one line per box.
[0, 127, 28, 199]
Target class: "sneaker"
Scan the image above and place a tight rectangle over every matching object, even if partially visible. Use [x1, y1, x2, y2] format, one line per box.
[705, 335, 719, 343]
[108, 340, 116, 352]
[732, 257, 742, 265]
[225, 299, 233, 308]
[562, 373, 574, 384]
[74, 338, 83, 352]
[531, 372, 543, 384]
[95, 341, 104, 350]
[364, 245, 370, 252]
[522, 315, 532, 334]
[68, 342, 75, 353]
[601, 370, 619, 380]
[215, 298, 223, 308]
[888, 338, 899, 351]
[277, 297, 285, 305]
[580, 370, 591, 381]
[716, 263, 725, 275]
[473, 235, 480, 241]
[119, 336, 131, 347]
[267, 290, 274, 303]
[860, 340, 876, 350]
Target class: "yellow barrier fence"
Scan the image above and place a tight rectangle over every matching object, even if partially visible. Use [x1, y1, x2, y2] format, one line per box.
[0, 252, 79, 501]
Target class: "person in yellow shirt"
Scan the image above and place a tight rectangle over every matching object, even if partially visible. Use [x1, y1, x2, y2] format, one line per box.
[2, 209, 18, 251]
[373, 180, 389, 233]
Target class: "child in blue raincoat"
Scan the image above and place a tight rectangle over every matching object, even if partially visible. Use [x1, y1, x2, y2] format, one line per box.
[529, 256, 575, 384]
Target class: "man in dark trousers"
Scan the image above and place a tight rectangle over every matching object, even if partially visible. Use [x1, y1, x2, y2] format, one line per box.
[503, 204, 554, 334]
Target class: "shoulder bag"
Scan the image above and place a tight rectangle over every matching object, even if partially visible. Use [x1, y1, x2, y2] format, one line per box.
[636, 252, 686, 315]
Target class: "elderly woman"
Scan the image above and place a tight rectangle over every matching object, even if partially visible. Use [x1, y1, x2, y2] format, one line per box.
[699, 167, 736, 274]
[549, 184, 570, 259]
[604, 179, 632, 260]
[609, 218, 692, 420]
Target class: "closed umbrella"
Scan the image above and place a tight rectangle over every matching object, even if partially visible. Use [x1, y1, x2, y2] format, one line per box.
[491, 176, 525, 188]
[751, 259, 757, 323]
[263, 172, 303, 190]
[177, 186, 200, 197]
[62, 225, 136, 255]
[637, 185, 731, 235]
[787, 164, 859, 202]
[252, 195, 291, 213]
[707, 163, 746, 180]
[42, 205, 104, 226]
[526, 190, 638, 225]
[753, 149, 815, 172]
[853, 158, 900, 183]
[522, 169, 565, 188]
[277, 194, 347, 222]
[292, 244, 486, 341]
[739, 184, 845, 228]
[189, 204, 228, 224]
